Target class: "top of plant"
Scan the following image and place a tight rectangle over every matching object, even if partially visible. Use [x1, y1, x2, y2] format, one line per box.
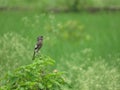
[1, 54, 66, 90]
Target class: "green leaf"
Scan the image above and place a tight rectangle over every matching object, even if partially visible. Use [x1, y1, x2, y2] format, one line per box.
[38, 83, 44, 89]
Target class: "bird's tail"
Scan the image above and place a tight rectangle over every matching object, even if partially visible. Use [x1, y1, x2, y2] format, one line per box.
[32, 51, 35, 60]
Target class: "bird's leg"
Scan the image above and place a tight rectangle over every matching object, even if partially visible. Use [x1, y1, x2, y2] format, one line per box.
[32, 51, 36, 60]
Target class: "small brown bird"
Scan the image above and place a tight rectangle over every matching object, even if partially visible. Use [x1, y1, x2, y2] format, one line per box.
[32, 36, 43, 60]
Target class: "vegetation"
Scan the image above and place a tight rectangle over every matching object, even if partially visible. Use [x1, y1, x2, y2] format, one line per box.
[1, 54, 66, 90]
[0, 0, 120, 11]
[0, 12, 120, 90]
[0, 0, 120, 89]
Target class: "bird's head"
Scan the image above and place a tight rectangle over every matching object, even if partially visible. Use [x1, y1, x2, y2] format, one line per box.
[37, 36, 43, 41]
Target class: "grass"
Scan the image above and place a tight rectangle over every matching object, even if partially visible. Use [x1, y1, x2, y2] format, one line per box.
[0, 11, 120, 90]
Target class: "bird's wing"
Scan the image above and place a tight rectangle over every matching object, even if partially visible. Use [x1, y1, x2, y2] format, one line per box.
[34, 45, 38, 49]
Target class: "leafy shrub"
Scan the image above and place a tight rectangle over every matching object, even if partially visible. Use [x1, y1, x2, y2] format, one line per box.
[1, 54, 66, 90]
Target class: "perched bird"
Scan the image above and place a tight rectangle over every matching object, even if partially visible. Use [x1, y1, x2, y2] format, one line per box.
[32, 36, 43, 60]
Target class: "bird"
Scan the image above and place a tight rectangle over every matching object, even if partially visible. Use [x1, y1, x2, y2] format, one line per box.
[32, 36, 43, 60]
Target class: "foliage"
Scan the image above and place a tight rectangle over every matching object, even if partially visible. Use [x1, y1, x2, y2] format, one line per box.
[0, 0, 120, 11]
[0, 32, 31, 62]
[1, 55, 66, 90]
[58, 52, 120, 90]
[21, 14, 90, 42]
[0, 12, 120, 90]
[45, 17, 90, 42]
[0, 32, 32, 80]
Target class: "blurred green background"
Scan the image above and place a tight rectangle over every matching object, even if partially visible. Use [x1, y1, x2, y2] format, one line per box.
[0, 0, 120, 90]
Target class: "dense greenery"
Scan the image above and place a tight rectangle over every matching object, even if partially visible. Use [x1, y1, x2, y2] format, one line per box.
[0, 11, 120, 90]
[1, 54, 66, 90]
[0, 0, 120, 11]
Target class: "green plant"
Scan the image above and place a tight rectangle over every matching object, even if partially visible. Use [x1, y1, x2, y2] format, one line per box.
[45, 18, 90, 42]
[1, 54, 66, 90]
[0, 32, 32, 80]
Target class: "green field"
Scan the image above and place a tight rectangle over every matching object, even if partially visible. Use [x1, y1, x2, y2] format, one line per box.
[0, 11, 120, 90]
